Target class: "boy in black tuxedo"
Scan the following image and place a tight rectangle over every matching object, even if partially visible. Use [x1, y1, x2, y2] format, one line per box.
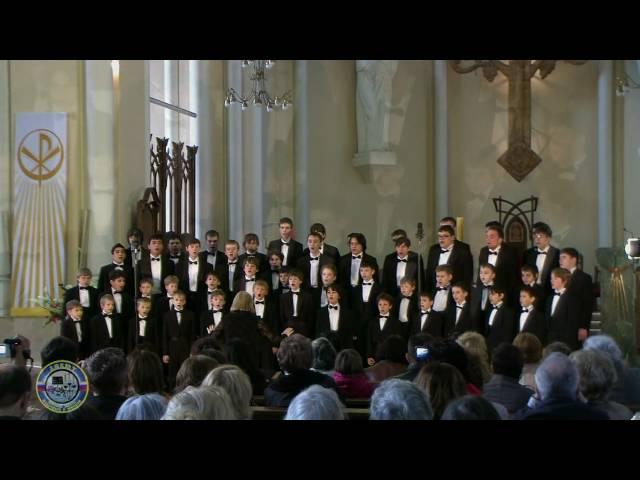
[253, 280, 281, 371]
[97, 244, 134, 296]
[316, 284, 356, 349]
[60, 300, 90, 359]
[546, 267, 582, 351]
[516, 285, 546, 345]
[176, 237, 213, 316]
[237, 233, 270, 281]
[201, 229, 225, 271]
[432, 265, 455, 314]
[382, 236, 425, 298]
[124, 228, 147, 270]
[128, 296, 158, 354]
[234, 256, 260, 297]
[470, 263, 496, 329]
[201, 271, 226, 314]
[559, 248, 594, 346]
[108, 270, 135, 335]
[316, 264, 338, 310]
[338, 232, 380, 301]
[304, 222, 341, 265]
[411, 291, 445, 338]
[200, 289, 227, 337]
[350, 261, 382, 359]
[425, 224, 474, 292]
[267, 217, 304, 268]
[520, 265, 546, 313]
[477, 224, 520, 306]
[522, 222, 560, 294]
[267, 250, 284, 294]
[447, 282, 474, 339]
[297, 232, 335, 292]
[366, 293, 404, 367]
[439, 217, 472, 255]
[166, 232, 186, 266]
[279, 268, 315, 338]
[138, 233, 175, 295]
[155, 275, 179, 320]
[162, 290, 196, 388]
[89, 294, 124, 354]
[216, 240, 241, 295]
[63, 267, 100, 321]
[485, 285, 516, 353]
[396, 277, 419, 330]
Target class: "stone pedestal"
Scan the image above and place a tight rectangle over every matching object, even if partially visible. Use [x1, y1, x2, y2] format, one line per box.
[352, 150, 397, 183]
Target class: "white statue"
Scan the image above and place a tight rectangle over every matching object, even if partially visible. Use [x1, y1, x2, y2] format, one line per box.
[355, 60, 399, 153]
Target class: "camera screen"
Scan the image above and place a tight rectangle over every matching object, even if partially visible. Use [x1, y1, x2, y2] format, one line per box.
[0, 344, 8, 357]
[416, 347, 429, 360]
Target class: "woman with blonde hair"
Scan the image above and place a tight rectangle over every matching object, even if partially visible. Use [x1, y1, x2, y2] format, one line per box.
[456, 331, 492, 385]
[161, 385, 237, 420]
[512, 332, 543, 390]
[202, 365, 253, 420]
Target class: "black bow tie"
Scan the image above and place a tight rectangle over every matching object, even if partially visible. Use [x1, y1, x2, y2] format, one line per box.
[379, 314, 389, 318]
[421, 310, 430, 315]
[456, 305, 464, 310]
[73, 319, 82, 324]
[113, 263, 124, 267]
[208, 291, 215, 295]
[537, 250, 547, 255]
[488, 250, 498, 256]
[138, 316, 147, 320]
[352, 255, 362, 259]
[328, 305, 339, 310]
[281, 240, 289, 245]
[151, 257, 161, 262]
[189, 260, 198, 265]
[175, 309, 183, 313]
[112, 291, 122, 295]
[228, 261, 237, 265]
[397, 258, 407, 263]
[79, 286, 89, 290]
[521, 308, 531, 314]
[554, 291, 562, 296]
[291, 291, 300, 295]
[255, 300, 265, 305]
[402, 296, 412, 300]
[246, 278, 255, 282]
[212, 309, 223, 314]
[436, 287, 448, 292]
[440, 249, 451, 254]
[492, 305, 500, 310]
[310, 257, 319, 262]
[362, 282, 373, 286]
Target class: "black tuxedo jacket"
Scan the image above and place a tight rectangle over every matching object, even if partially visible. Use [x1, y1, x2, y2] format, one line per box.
[233, 276, 262, 296]
[175, 257, 213, 295]
[350, 281, 384, 342]
[485, 305, 516, 352]
[394, 293, 420, 326]
[315, 305, 356, 349]
[89, 313, 125, 354]
[446, 302, 476, 338]
[200, 309, 227, 338]
[431, 286, 456, 318]
[137, 254, 175, 294]
[381, 251, 425, 297]
[128, 314, 159, 353]
[199, 250, 227, 273]
[109, 291, 136, 330]
[97, 263, 135, 296]
[516, 308, 547, 345]
[215, 259, 241, 294]
[425, 241, 474, 292]
[254, 297, 280, 336]
[568, 269, 594, 332]
[522, 246, 560, 293]
[470, 283, 493, 329]
[478, 244, 521, 305]
[337, 252, 380, 289]
[63, 285, 100, 320]
[60, 317, 90, 359]
[267, 238, 304, 268]
[238, 252, 270, 276]
[162, 309, 196, 361]
[522, 283, 548, 314]
[546, 292, 581, 351]
[410, 309, 445, 338]
[296, 253, 335, 291]
[367, 313, 405, 360]
[279, 290, 315, 337]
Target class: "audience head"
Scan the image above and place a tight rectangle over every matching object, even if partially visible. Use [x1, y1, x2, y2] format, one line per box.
[375, 334, 408, 364]
[535, 352, 580, 401]
[414, 362, 466, 420]
[40, 336, 79, 366]
[85, 348, 128, 396]
[162, 385, 237, 420]
[285, 385, 346, 420]
[334, 349, 365, 375]
[190, 336, 224, 356]
[115, 393, 168, 420]
[174, 355, 219, 393]
[491, 343, 524, 380]
[543, 341, 572, 358]
[202, 365, 253, 420]
[513, 332, 543, 364]
[406, 332, 435, 364]
[277, 334, 313, 373]
[128, 349, 165, 395]
[0, 365, 31, 418]
[583, 334, 625, 376]
[311, 337, 337, 372]
[570, 349, 618, 402]
[456, 331, 490, 363]
[370, 379, 433, 420]
[429, 339, 470, 383]
[230, 291, 255, 313]
[441, 395, 501, 420]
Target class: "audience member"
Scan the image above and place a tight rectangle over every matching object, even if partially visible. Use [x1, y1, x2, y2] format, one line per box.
[333, 349, 376, 399]
[202, 365, 253, 420]
[370, 378, 433, 420]
[85, 348, 128, 420]
[285, 385, 346, 420]
[162, 385, 237, 420]
[116, 393, 168, 420]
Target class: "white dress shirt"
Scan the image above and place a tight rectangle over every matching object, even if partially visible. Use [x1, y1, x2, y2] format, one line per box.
[519, 305, 534, 331]
[535, 247, 549, 283]
[228, 261, 237, 291]
[362, 281, 374, 302]
[73, 320, 82, 342]
[551, 289, 565, 316]
[175, 309, 183, 325]
[420, 310, 431, 331]
[254, 300, 265, 318]
[79, 287, 90, 308]
[138, 316, 147, 337]
[188, 258, 199, 292]
[487, 246, 501, 267]
[399, 297, 410, 323]
[456, 302, 466, 324]
[104, 314, 113, 339]
[244, 277, 255, 296]
[213, 310, 223, 326]
[379, 315, 389, 331]
[396, 257, 408, 286]
[309, 256, 320, 288]
[271, 271, 280, 291]
[150, 255, 162, 293]
[328, 304, 340, 331]
[438, 247, 452, 266]
[351, 255, 362, 286]
[112, 290, 123, 313]
[433, 287, 449, 312]
[206, 251, 217, 267]
[488, 302, 503, 326]
[280, 240, 290, 266]
[291, 290, 300, 317]
[481, 283, 493, 311]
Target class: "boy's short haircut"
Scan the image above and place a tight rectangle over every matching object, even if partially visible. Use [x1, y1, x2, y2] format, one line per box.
[419, 291, 435, 302]
[307, 232, 323, 242]
[440, 217, 457, 227]
[395, 237, 411, 248]
[321, 264, 337, 275]
[532, 222, 552, 237]
[205, 229, 219, 239]
[435, 265, 453, 275]
[244, 257, 259, 268]
[187, 237, 200, 247]
[438, 225, 455, 237]
[377, 293, 394, 306]
[391, 229, 407, 238]
[288, 268, 304, 281]
[111, 243, 126, 254]
[243, 233, 260, 245]
[560, 247, 579, 260]
[279, 217, 294, 227]
[488, 285, 507, 296]
[164, 275, 180, 286]
[66, 300, 82, 311]
[210, 289, 226, 300]
[149, 233, 164, 244]
[139, 277, 154, 286]
[279, 266, 290, 274]
[173, 290, 187, 300]
[309, 223, 326, 236]
[451, 281, 469, 293]
[326, 283, 342, 297]
[225, 240, 240, 249]
[520, 285, 537, 298]
[136, 297, 152, 308]
[486, 224, 504, 238]
[205, 271, 222, 282]
[100, 294, 115, 305]
[77, 267, 92, 278]
[399, 276, 416, 288]
[109, 270, 126, 282]
[521, 264, 539, 276]
[254, 279, 269, 292]
[479, 263, 496, 274]
[551, 267, 572, 284]
[268, 250, 284, 262]
[360, 260, 377, 271]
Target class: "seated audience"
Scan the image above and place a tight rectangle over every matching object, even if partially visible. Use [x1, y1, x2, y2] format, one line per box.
[115, 393, 168, 420]
[127, 349, 167, 396]
[570, 349, 633, 420]
[513, 332, 543, 391]
[162, 385, 237, 420]
[414, 362, 466, 420]
[365, 334, 408, 383]
[0, 365, 31, 420]
[456, 331, 492, 385]
[311, 337, 337, 377]
[395, 333, 435, 382]
[441, 395, 501, 420]
[202, 365, 253, 420]
[174, 355, 219, 394]
[285, 385, 346, 420]
[333, 349, 376, 399]
[543, 341, 572, 358]
[370, 378, 433, 420]
[85, 348, 129, 420]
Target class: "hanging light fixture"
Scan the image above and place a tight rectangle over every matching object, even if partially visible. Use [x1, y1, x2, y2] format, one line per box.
[225, 60, 292, 112]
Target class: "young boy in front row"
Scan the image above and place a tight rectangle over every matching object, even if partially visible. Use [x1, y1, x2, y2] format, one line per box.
[446, 282, 474, 338]
[200, 289, 227, 337]
[411, 291, 445, 338]
[60, 299, 90, 359]
[432, 265, 455, 313]
[200, 271, 226, 313]
[351, 261, 383, 359]
[520, 265, 546, 313]
[63, 267, 100, 321]
[396, 277, 419, 330]
[89, 294, 124, 355]
[129, 297, 159, 354]
[315, 284, 356, 350]
[366, 293, 404, 367]
[279, 268, 314, 338]
[485, 285, 515, 353]
[517, 285, 546, 345]
[546, 267, 581, 351]
[162, 290, 196, 389]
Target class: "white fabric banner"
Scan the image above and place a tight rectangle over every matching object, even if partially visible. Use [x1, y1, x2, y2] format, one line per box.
[11, 112, 67, 309]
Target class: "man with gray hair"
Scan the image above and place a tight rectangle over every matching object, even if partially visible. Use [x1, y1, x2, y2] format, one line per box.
[519, 353, 608, 420]
[370, 378, 433, 420]
[285, 385, 346, 420]
[583, 334, 640, 405]
[570, 350, 633, 420]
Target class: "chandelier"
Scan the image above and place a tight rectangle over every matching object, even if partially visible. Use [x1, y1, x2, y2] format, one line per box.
[224, 60, 292, 112]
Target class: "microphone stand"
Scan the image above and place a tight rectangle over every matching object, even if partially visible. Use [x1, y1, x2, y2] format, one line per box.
[416, 224, 424, 296]
[131, 243, 140, 351]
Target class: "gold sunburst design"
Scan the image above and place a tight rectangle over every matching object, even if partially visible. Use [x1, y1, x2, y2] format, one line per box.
[17, 129, 64, 183]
